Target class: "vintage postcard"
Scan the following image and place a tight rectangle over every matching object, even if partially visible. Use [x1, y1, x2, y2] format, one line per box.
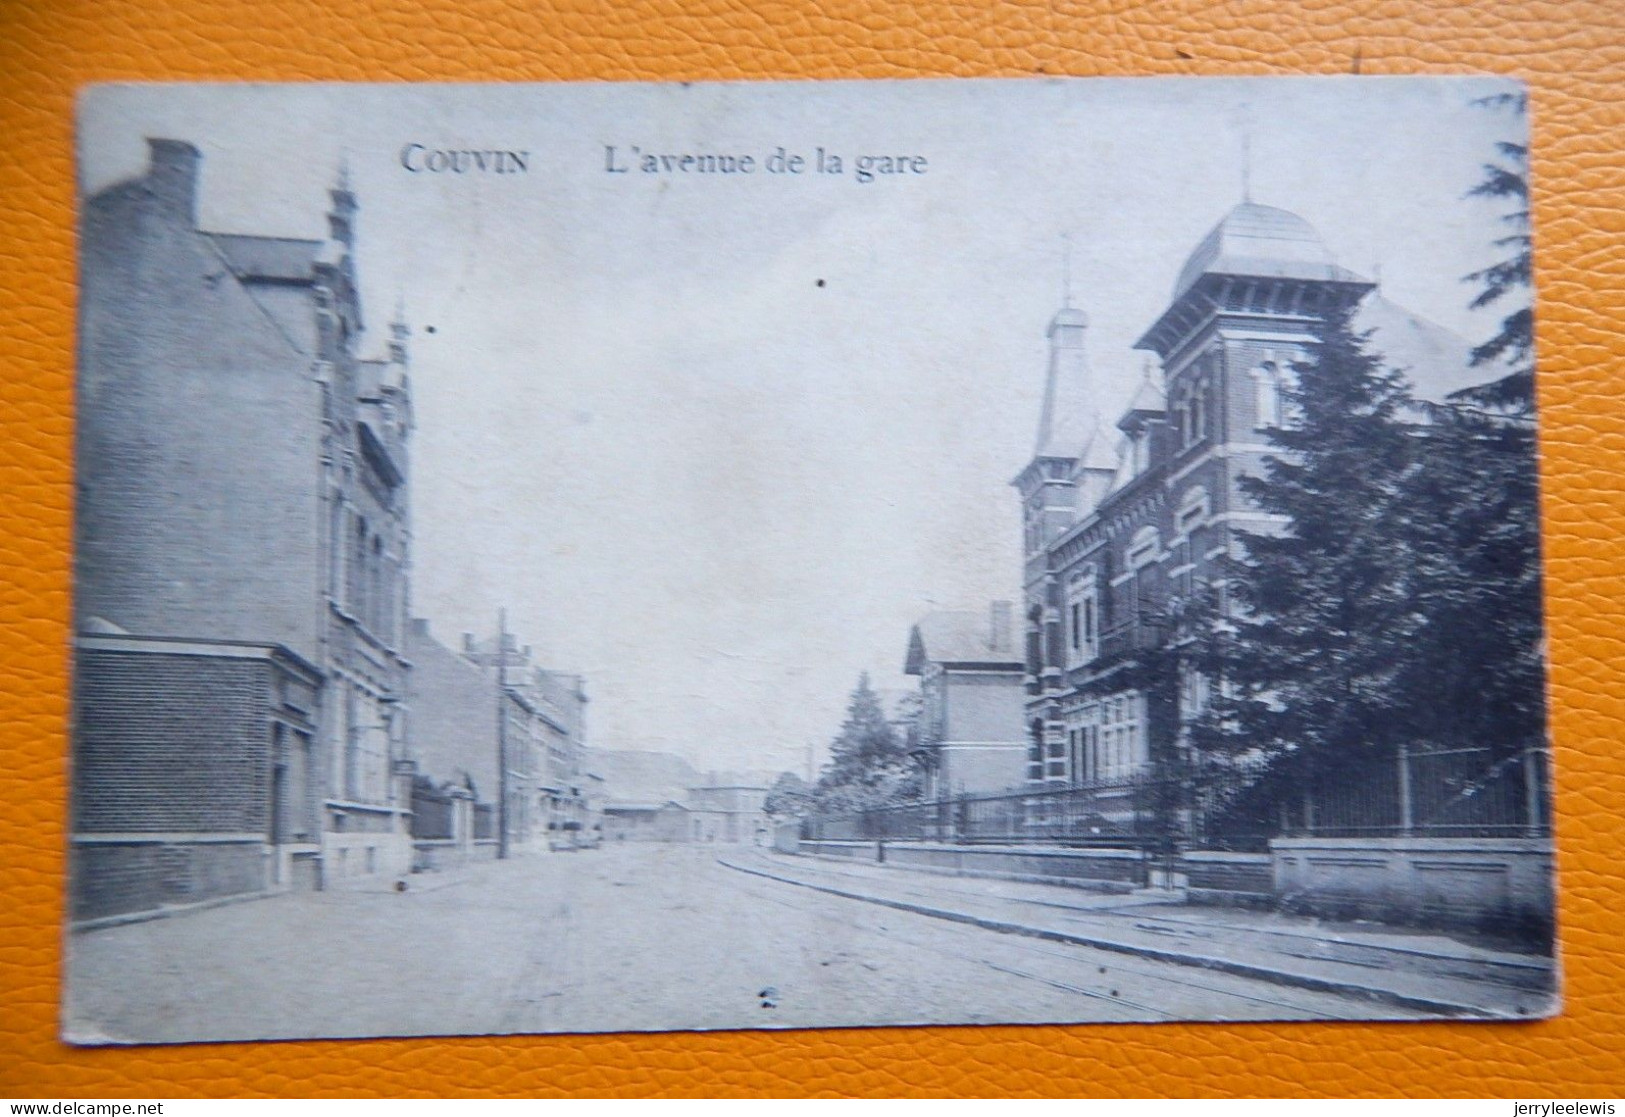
[67, 77, 1555, 1044]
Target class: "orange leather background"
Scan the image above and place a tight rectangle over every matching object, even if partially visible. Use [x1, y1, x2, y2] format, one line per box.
[2, 0, 1622, 1098]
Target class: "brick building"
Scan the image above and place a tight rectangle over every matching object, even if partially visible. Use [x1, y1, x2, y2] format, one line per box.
[903, 603, 1027, 797]
[74, 139, 414, 919]
[687, 771, 777, 844]
[456, 628, 591, 853]
[1014, 201, 1501, 792]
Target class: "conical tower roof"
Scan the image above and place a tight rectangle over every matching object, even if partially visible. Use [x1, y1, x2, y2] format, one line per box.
[1033, 305, 1100, 460]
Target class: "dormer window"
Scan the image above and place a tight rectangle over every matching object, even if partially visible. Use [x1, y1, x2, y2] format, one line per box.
[1130, 430, 1151, 475]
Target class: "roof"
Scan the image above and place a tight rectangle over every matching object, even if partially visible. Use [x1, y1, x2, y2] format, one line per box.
[692, 769, 780, 791]
[905, 609, 1019, 674]
[206, 233, 321, 282]
[603, 800, 689, 813]
[1033, 305, 1098, 460]
[589, 748, 701, 803]
[1172, 203, 1368, 300]
[1116, 364, 1167, 430]
[1076, 418, 1121, 473]
[1352, 292, 1507, 404]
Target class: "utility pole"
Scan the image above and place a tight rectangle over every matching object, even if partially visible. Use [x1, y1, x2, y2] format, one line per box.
[496, 607, 509, 860]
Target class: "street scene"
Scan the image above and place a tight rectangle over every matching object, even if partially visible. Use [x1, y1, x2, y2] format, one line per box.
[65, 845, 1553, 1044]
[68, 78, 1555, 1043]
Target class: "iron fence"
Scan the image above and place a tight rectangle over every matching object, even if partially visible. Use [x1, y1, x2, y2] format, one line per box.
[800, 745, 1548, 850]
[410, 780, 455, 840]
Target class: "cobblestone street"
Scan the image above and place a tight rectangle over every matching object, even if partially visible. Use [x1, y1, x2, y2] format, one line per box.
[62, 844, 1463, 1044]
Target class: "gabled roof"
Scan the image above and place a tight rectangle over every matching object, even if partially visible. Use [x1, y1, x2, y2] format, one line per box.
[1076, 418, 1121, 474]
[905, 610, 1019, 674]
[1116, 364, 1167, 431]
[589, 748, 702, 803]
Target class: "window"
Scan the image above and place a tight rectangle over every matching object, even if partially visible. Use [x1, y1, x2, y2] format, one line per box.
[1253, 359, 1300, 431]
[1131, 431, 1151, 476]
[1066, 571, 1099, 666]
[1127, 526, 1159, 571]
[1176, 486, 1210, 534]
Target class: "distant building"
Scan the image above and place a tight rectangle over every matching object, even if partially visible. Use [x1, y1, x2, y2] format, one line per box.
[601, 801, 692, 843]
[403, 620, 502, 862]
[903, 602, 1027, 797]
[590, 749, 787, 844]
[73, 139, 414, 920]
[687, 771, 778, 844]
[456, 628, 592, 854]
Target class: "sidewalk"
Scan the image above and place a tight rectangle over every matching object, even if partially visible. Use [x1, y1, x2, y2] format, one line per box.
[718, 848, 1560, 1020]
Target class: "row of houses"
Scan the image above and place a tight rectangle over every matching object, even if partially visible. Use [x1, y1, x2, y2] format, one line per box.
[71, 139, 593, 924]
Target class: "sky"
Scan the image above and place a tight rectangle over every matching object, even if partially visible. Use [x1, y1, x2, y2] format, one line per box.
[79, 77, 1527, 774]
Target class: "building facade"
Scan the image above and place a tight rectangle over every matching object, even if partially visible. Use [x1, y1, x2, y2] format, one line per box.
[686, 771, 777, 844]
[458, 629, 592, 852]
[903, 602, 1027, 797]
[74, 138, 414, 919]
[1014, 201, 1496, 794]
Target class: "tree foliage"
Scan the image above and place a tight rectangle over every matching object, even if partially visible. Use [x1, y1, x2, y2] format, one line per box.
[762, 770, 813, 819]
[813, 672, 920, 812]
[1193, 305, 1423, 777]
[1453, 92, 1534, 414]
[1195, 304, 1545, 784]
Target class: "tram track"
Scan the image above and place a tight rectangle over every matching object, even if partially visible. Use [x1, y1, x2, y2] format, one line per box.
[718, 856, 1406, 1021]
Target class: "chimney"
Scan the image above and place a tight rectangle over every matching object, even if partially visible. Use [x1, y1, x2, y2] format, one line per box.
[990, 600, 1013, 653]
[146, 138, 201, 225]
[462, 633, 475, 653]
[409, 618, 430, 638]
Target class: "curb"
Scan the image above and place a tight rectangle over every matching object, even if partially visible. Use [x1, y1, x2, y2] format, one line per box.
[718, 855, 1533, 1020]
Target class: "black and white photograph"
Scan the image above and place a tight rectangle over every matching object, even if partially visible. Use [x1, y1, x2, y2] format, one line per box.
[67, 77, 1555, 1044]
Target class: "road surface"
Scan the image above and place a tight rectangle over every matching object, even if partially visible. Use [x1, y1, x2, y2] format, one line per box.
[65, 844, 1422, 1044]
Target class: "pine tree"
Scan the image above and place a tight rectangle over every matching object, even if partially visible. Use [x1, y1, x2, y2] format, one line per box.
[1397, 401, 1545, 759]
[1453, 92, 1534, 414]
[763, 771, 814, 819]
[1201, 304, 1423, 785]
[815, 672, 918, 811]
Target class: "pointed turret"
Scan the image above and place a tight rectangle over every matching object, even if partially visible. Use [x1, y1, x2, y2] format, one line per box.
[388, 296, 410, 368]
[1014, 296, 1108, 557]
[1033, 305, 1099, 459]
[1073, 416, 1121, 511]
[1117, 362, 1167, 432]
[328, 158, 357, 248]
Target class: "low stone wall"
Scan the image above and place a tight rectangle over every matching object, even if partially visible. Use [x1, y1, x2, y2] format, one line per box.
[1272, 836, 1555, 941]
[412, 838, 498, 872]
[1180, 850, 1273, 909]
[323, 830, 414, 885]
[773, 822, 802, 854]
[798, 839, 1144, 892]
[800, 839, 876, 861]
[71, 836, 267, 922]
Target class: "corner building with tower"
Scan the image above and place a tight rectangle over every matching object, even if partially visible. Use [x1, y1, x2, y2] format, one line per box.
[1014, 202, 1494, 792]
